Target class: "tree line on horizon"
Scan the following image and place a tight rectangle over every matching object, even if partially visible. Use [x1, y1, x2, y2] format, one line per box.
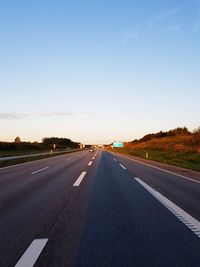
[131, 127, 200, 145]
[0, 137, 80, 151]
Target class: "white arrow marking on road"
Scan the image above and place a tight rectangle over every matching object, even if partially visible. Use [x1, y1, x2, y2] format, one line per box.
[31, 167, 49, 175]
[73, 171, 87, 186]
[15, 239, 48, 267]
[135, 178, 200, 238]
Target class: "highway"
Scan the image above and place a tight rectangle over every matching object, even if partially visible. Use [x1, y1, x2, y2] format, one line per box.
[0, 149, 79, 162]
[0, 150, 200, 267]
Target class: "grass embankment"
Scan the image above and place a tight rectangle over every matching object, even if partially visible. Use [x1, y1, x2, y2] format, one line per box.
[0, 149, 81, 168]
[0, 150, 50, 157]
[112, 135, 200, 172]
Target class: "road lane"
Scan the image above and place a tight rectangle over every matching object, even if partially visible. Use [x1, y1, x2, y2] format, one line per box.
[0, 150, 200, 266]
[109, 151, 200, 221]
[111, 151, 200, 182]
[0, 150, 94, 267]
[35, 151, 101, 267]
[135, 177, 200, 238]
[0, 151, 87, 191]
[76, 152, 200, 267]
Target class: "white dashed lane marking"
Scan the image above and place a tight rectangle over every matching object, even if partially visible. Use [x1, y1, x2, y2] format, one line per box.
[113, 153, 200, 184]
[88, 161, 93, 166]
[73, 172, 87, 187]
[119, 164, 127, 170]
[31, 167, 49, 175]
[15, 239, 48, 267]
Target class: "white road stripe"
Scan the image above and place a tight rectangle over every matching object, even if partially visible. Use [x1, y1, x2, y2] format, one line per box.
[92, 157, 95, 160]
[113, 153, 200, 184]
[119, 163, 127, 170]
[31, 167, 49, 175]
[15, 239, 48, 267]
[88, 161, 93, 166]
[66, 158, 71, 161]
[135, 178, 200, 238]
[113, 158, 117, 161]
[0, 151, 82, 170]
[73, 171, 87, 186]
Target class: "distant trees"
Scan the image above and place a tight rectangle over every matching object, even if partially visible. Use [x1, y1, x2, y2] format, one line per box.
[15, 136, 21, 143]
[193, 127, 200, 134]
[0, 137, 79, 151]
[192, 127, 200, 145]
[132, 127, 192, 143]
[168, 127, 191, 136]
[42, 137, 79, 149]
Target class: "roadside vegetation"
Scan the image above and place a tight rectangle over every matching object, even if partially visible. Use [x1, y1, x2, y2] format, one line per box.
[0, 137, 82, 167]
[0, 137, 80, 157]
[0, 149, 81, 168]
[109, 127, 200, 172]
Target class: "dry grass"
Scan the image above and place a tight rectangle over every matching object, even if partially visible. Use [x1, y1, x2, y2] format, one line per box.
[110, 135, 200, 172]
[125, 135, 199, 153]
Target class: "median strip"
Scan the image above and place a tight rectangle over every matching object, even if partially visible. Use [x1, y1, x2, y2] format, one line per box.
[135, 177, 200, 238]
[15, 239, 48, 267]
[119, 163, 127, 170]
[73, 172, 87, 187]
[31, 167, 49, 175]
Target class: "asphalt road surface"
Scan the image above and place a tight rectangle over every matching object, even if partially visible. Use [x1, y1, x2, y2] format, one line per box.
[0, 149, 79, 161]
[0, 150, 200, 267]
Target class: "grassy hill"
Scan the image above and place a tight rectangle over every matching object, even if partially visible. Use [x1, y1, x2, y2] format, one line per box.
[109, 128, 200, 172]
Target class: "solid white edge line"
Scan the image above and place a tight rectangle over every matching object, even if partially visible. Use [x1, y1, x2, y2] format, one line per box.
[119, 163, 127, 170]
[31, 167, 49, 175]
[15, 239, 48, 267]
[135, 177, 200, 238]
[112, 152, 200, 184]
[73, 171, 87, 186]
[88, 161, 93, 166]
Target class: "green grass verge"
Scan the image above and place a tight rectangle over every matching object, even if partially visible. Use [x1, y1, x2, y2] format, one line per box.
[0, 149, 82, 168]
[0, 150, 48, 157]
[113, 148, 200, 172]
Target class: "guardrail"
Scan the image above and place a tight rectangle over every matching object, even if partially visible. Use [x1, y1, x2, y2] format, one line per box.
[0, 149, 81, 162]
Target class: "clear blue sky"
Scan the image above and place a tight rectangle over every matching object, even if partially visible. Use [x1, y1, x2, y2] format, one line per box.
[0, 0, 200, 144]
